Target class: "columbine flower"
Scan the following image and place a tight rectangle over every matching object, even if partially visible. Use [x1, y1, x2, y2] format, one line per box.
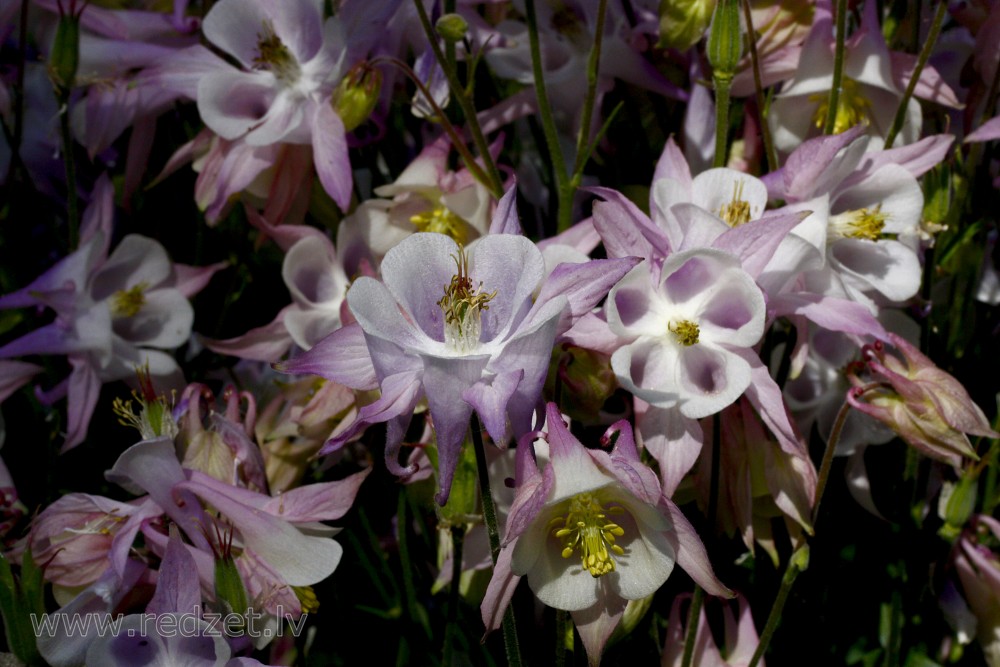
[481, 403, 730, 666]
[662, 594, 763, 667]
[847, 334, 999, 466]
[607, 248, 766, 419]
[954, 515, 1000, 666]
[279, 200, 638, 504]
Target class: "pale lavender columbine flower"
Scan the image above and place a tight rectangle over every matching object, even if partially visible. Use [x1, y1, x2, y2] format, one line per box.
[769, 0, 960, 152]
[955, 515, 1000, 666]
[279, 189, 639, 504]
[0, 177, 220, 449]
[180, 0, 397, 210]
[481, 403, 730, 666]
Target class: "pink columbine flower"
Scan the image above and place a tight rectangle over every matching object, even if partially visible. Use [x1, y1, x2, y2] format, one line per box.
[955, 515, 1000, 666]
[847, 334, 999, 466]
[482, 403, 730, 666]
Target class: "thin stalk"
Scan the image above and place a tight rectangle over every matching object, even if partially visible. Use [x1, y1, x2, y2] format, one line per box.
[442, 524, 466, 667]
[746, 544, 809, 667]
[5, 0, 29, 186]
[555, 608, 570, 667]
[58, 96, 79, 248]
[884, 0, 947, 149]
[471, 414, 523, 667]
[444, 0, 457, 75]
[813, 394, 855, 525]
[523, 0, 573, 232]
[411, 0, 504, 197]
[713, 79, 732, 168]
[374, 57, 496, 197]
[572, 0, 609, 177]
[396, 491, 428, 637]
[680, 588, 706, 667]
[823, 0, 849, 135]
[681, 414, 722, 667]
[741, 0, 779, 173]
[747, 392, 857, 666]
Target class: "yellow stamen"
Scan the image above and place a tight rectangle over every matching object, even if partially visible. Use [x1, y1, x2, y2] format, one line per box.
[410, 205, 469, 245]
[719, 180, 752, 227]
[549, 493, 626, 578]
[110, 282, 148, 318]
[828, 205, 889, 242]
[253, 20, 300, 84]
[292, 586, 320, 614]
[438, 246, 496, 352]
[809, 78, 873, 135]
[669, 319, 700, 346]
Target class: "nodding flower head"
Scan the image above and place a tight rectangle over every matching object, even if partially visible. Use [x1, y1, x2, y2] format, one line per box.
[437, 246, 497, 353]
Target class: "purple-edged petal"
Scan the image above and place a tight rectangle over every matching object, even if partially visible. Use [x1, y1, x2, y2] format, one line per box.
[463, 370, 524, 446]
[772, 292, 888, 340]
[277, 322, 377, 390]
[312, 101, 352, 210]
[572, 591, 626, 667]
[146, 528, 201, 616]
[589, 186, 670, 259]
[0, 360, 42, 403]
[203, 307, 294, 363]
[481, 544, 522, 632]
[636, 404, 703, 498]
[738, 348, 805, 456]
[262, 468, 369, 522]
[62, 357, 101, 452]
[529, 256, 641, 333]
[543, 403, 613, 502]
[712, 210, 809, 280]
[662, 499, 733, 597]
[489, 185, 523, 235]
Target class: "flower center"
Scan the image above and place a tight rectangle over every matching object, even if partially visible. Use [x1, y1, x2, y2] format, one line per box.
[669, 319, 700, 346]
[549, 492, 626, 577]
[110, 282, 148, 318]
[411, 205, 468, 245]
[253, 20, 301, 84]
[718, 180, 752, 227]
[438, 246, 496, 352]
[828, 205, 889, 242]
[809, 78, 872, 135]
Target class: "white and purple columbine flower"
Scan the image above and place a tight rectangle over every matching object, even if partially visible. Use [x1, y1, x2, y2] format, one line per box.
[607, 249, 766, 420]
[481, 403, 730, 666]
[279, 192, 638, 504]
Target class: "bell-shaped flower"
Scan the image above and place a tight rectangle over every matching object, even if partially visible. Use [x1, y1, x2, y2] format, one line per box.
[769, 0, 959, 152]
[481, 403, 730, 666]
[847, 334, 999, 467]
[955, 515, 1000, 667]
[279, 197, 639, 504]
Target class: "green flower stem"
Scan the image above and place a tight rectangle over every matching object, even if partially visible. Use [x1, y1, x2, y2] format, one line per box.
[884, 0, 947, 149]
[444, 0, 457, 75]
[555, 608, 570, 667]
[375, 57, 497, 198]
[58, 95, 79, 249]
[823, 0, 849, 135]
[681, 413, 722, 667]
[741, 0, 779, 173]
[411, 0, 505, 198]
[713, 77, 732, 168]
[748, 394, 858, 666]
[747, 544, 810, 667]
[523, 0, 573, 232]
[471, 413, 523, 667]
[572, 0, 609, 177]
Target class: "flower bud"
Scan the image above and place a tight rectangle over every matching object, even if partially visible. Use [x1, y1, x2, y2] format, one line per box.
[545, 345, 616, 425]
[214, 550, 250, 619]
[707, 0, 743, 82]
[939, 472, 979, 540]
[436, 13, 469, 43]
[331, 63, 382, 132]
[658, 0, 717, 51]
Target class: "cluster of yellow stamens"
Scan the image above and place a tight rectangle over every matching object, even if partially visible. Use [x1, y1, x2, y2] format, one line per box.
[292, 586, 320, 614]
[718, 180, 752, 227]
[110, 282, 148, 318]
[669, 319, 700, 346]
[549, 493, 626, 578]
[438, 247, 496, 352]
[411, 205, 469, 245]
[828, 205, 889, 242]
[253, 20, 300, 84]
[809, 78, 873, 135]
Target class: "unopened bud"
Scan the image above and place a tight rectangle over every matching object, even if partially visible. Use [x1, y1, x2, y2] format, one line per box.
[436, 13, 469, 43]
[706, 0, 742, 82]
[49, 14, 81, 93]
[657, 0, 717, 51]
[939, 472, 979, 540]
[331, 63, 382, 132]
